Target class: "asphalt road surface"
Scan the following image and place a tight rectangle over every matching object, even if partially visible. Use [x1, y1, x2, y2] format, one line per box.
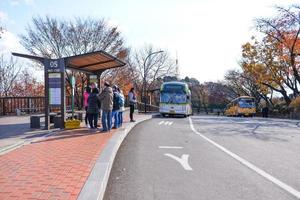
[104, 115, 300, 200]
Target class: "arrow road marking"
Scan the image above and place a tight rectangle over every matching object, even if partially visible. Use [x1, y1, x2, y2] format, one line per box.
[164, 153, 193, 171]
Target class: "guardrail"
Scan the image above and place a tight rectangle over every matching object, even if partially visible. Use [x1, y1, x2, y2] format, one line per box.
[136, 102, 159, 113]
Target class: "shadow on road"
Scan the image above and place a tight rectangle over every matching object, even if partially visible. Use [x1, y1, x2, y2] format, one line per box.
[191, 116, 299, 142]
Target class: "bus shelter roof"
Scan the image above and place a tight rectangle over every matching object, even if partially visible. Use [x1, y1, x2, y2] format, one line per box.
[66, 51, 126, 74]
[12, 51, 126, 74]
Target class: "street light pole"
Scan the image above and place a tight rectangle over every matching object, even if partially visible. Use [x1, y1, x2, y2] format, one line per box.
[143, 50, 164, 113]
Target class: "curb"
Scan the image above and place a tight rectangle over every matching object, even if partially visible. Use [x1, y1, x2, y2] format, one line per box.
[77, 115, 153, 200]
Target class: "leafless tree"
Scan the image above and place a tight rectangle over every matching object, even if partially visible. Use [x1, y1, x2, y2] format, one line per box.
[0, 55, 21, 97]
[129, 45, 176, 101]
[21, 16, 127, 58]
[0, 27, 3, 39]
[20, 16, 128, 108]
[225, 69, 274, 107]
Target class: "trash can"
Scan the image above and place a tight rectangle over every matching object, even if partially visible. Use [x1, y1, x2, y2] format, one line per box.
[54, 115, 62, 128]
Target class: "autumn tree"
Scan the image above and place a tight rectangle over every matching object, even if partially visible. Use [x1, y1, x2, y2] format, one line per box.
[255, 5, 300, 94]
[203, 82, 233, 110]
[20, 16, 128, 108]
[241, 37, 293, 104]
[10, 69, 44, 97]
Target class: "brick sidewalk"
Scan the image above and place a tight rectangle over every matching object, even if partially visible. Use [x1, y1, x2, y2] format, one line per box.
[0, 127, 115, 200]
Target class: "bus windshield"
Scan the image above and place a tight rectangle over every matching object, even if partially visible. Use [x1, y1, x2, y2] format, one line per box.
[160, 93, 187, 104]
[239, 98, 255, 108]
[161, 84, 185, 94]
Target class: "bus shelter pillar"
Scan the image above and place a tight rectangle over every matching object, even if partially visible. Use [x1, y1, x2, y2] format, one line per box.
[44, 58, 66, 129]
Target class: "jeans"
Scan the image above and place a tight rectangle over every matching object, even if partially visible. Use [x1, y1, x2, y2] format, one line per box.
[88, 113, 98, 128]
[118, 111, 123, 126]
[112, 110, 119, 128]
[101, 110, 112, 131]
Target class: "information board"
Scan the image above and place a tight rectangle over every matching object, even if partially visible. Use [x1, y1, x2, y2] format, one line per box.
[49, 73, 61, 106]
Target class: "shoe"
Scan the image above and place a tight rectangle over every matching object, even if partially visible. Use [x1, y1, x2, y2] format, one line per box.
[130, 120, 136, 122]
[100, 129, 108, 133]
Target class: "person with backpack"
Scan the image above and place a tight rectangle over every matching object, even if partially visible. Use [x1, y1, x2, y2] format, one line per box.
[118, 88, 125, 127]
[87, 88, 101, 129]
[98, 81, 113, 132]
[112, 85, 121, 129]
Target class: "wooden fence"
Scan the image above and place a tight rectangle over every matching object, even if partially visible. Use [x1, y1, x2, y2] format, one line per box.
[0, 96, 80, 116]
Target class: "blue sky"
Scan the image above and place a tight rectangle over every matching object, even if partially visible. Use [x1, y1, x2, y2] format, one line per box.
[0, 0, 299, 82]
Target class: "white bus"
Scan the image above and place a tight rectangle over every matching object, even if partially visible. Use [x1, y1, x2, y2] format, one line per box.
[159, 81, 192, 117]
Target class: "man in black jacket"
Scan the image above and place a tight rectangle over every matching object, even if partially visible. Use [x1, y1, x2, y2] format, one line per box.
[87, 88, 101, 129]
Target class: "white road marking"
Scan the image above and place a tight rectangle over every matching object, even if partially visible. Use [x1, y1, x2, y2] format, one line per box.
[189, 117, 300, 199]
[159, 121, 165, 125]
[159, 146, 183, 149]
[159, 121, 173, 126]
[164, 121, 170, 125]
[164, 153, 193, 171]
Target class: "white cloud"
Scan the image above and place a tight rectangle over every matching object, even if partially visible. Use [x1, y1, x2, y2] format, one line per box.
[0, 30, 26, 56]
[126, 0, 300, 82]
[10, 0, 20, 6]
[0, 11, 9, 22]
[24, 0, 35, 6]
[9, 0, 35, 6]
[107, 19, 129, 35]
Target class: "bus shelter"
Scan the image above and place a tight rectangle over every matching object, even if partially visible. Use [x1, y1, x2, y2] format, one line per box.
[12, 51, 126, 130]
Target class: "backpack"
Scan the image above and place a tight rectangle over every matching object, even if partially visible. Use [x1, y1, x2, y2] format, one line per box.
[113, 92, 121, 110]
[119, 95, 125, 107]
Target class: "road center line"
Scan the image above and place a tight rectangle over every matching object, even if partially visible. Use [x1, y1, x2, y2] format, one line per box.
[159, 146, 183, 149]
[189, 117, 300, 199]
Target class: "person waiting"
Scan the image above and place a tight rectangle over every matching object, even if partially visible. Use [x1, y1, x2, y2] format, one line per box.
[87, 88, 100, 129]
[98, 81, 113, 132]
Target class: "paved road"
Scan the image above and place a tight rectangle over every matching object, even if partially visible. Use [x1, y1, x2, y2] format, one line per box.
[104, 115, 300, 200]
